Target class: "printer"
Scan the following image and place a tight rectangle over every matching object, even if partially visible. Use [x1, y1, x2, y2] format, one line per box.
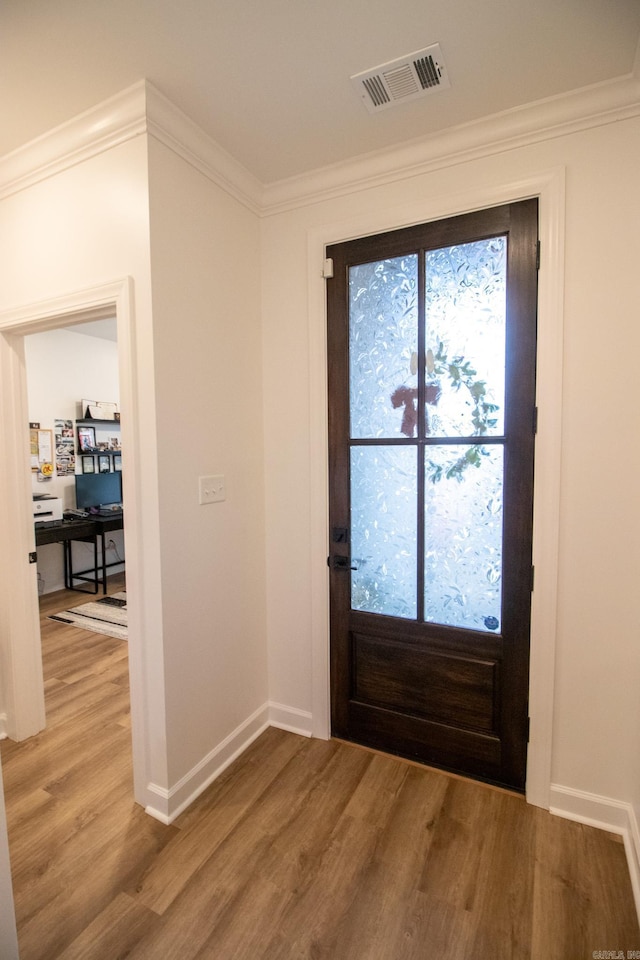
[33, 494, 63, 523]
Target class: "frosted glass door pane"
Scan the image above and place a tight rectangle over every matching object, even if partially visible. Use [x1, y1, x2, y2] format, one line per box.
[424, 238, 506, 438]
[350, 256, 418, 439]
[351, 446, 417, 619]
[424, 445, 503, 632]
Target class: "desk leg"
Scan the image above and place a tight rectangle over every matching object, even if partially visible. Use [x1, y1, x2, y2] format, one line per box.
[65, 536, 100, 594]
[94, 536, 100, 593]
[100, 531, 107, 594]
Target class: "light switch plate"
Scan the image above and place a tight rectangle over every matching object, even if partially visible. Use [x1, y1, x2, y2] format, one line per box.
[199, 475, 225, 504]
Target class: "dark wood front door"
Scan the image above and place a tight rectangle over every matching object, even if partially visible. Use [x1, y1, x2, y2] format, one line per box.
[327, 200, 538, 791]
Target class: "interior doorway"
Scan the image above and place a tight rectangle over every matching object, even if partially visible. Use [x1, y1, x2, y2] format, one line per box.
[26, 317, 123, 599]
[0, 278, 147, 807]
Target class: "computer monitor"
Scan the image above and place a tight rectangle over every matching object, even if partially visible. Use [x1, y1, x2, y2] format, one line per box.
[75, 471, 122, 510]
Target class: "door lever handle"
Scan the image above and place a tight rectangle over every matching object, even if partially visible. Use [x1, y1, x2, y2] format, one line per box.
[328, 555, 357, 571]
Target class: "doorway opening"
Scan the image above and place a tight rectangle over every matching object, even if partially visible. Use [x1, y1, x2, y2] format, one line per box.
[27, 318, 124, 600]
[0, 278, 147, 807]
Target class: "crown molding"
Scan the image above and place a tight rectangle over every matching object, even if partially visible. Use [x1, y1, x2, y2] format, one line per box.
[0, 79, 264, 214]
[260, 72, 640, 216]
[0, 82, 149, 202]
[1, 71, 638, 216]
[144, 83, 263, 215]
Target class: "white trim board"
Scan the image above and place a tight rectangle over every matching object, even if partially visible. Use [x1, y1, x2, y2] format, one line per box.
[306, 168, 565, 811]
[1, 73, 638, 218]
[145, 704, 271, 824]
[145, 703, 312, 825]
[550, 783, 640, 922]
[262, 72, 640, 215]
[0, 81, 264, 214]
[268, 702, 313, 739]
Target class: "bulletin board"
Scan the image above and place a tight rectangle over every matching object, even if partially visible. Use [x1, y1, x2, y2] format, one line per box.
[29, 422, 54, 481]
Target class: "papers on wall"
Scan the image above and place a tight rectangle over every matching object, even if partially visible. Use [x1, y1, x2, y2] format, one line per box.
[29, 422, 54, 481]
[54, 419, 75, 476]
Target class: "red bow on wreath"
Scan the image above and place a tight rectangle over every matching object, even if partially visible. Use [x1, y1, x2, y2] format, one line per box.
[391, 384, 441, 437]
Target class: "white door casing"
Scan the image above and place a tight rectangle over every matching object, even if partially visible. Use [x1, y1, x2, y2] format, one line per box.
[0, 278, 152, 809]
[306, 169, 565, 809]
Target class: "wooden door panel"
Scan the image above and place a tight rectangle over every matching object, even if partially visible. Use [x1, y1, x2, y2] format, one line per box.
[349, 702, 502, 777]
[352, 633, 498, 734]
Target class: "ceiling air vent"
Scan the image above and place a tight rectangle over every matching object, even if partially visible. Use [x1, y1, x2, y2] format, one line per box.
[351, 44, 450, 114]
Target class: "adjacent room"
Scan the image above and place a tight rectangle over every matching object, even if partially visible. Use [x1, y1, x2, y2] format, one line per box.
[26, 320, 124, 597]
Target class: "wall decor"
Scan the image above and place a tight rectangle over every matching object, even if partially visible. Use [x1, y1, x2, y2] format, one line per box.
[77, 425, 97, 452]
[55, 418, 76, 476]
[29, 424, 53, 481]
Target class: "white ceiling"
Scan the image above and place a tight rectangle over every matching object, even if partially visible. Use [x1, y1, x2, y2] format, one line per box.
[2, 0, 640, 184]
[70, 319, 118, 342]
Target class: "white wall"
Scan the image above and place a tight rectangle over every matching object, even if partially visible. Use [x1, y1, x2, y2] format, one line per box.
[261, 116, 640, 828]
[25, 326, 123, 593]
[0, 94, 269, 820]
[147, 136, 268, 790]
[0, 134, 165, 793]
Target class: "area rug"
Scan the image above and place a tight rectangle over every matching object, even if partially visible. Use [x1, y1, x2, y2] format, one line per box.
[49, 592, 127, 641]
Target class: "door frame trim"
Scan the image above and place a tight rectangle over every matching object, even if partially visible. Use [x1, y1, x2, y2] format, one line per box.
[0, 277, 152, 808]
[307, 168, 565, 809]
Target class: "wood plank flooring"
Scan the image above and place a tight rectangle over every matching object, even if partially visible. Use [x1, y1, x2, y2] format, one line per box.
[1, 578, 639, 959]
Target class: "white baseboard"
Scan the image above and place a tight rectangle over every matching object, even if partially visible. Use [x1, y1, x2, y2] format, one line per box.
[550, 783, 640, 921]
[144, 701, 313, 825]
[268, 701, 313, 738]
[145, 703, 271, 824]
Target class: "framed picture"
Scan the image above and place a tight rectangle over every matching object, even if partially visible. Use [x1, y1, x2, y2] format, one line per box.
[113, 454, 122, 472]
[82, 456, 95, 474]
[77, 426, 96, 452]
[98, 455, 111, 474]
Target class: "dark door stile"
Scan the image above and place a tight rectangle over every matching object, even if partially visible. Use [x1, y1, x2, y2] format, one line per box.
[326, 200, 538, 792]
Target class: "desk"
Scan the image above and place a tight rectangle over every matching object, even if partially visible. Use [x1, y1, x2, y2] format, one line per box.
[35, 514, 124, 594]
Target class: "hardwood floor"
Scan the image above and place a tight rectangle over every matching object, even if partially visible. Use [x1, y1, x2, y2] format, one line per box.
[1, 578, 639, 959]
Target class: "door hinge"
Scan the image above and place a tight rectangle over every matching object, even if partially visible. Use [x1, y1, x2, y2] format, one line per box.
[29, 551, 37, 564]
[536, 240, 541, 270]
[526, 716, 531, 743]
[530, 565, 535, 592]
[322, 257, 334, 279]
[533, 406, 538, 435]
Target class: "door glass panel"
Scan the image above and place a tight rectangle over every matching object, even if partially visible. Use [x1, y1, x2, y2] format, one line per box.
[349, 256, 418, 439]
[351, 445, 417, 619]
[424, 444, 503, 632]
[424, 238, 506, 438]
